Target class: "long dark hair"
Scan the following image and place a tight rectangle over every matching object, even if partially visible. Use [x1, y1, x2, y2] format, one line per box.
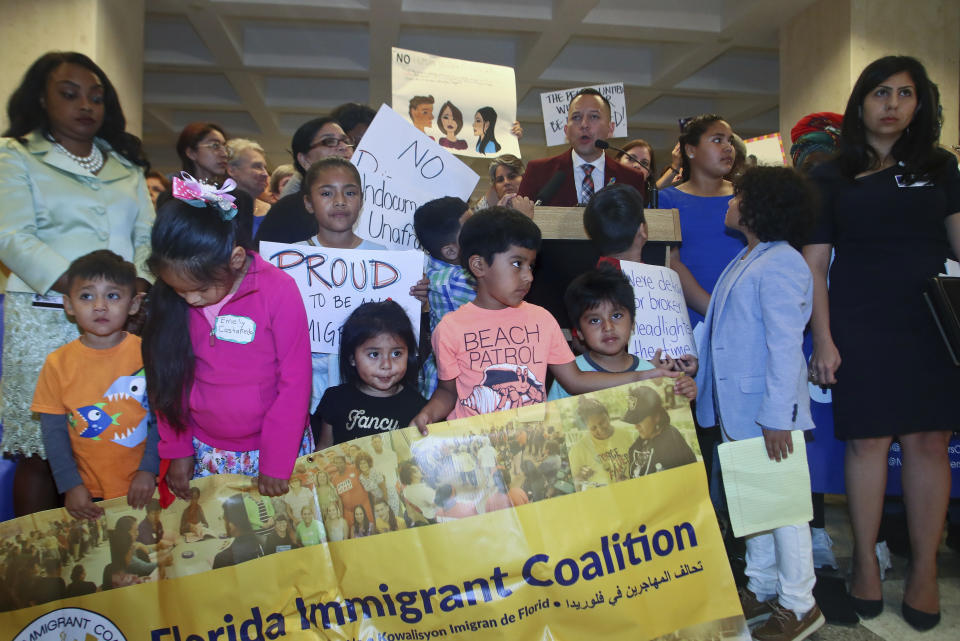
[838, 55, 950, 180]
[475, 107, 501, 154]
[142, 199, 245, 432]
[176, 122, 226, 176]
[5, 51, 147, 167]
[678, 114, 726, 181]
[338, 300, 418, 389]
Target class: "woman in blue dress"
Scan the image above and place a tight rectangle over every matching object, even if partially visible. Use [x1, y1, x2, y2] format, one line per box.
[660, 114, 743, 328]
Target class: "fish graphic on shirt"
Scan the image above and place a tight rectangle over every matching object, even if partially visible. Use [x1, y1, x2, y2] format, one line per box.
[103, 369, 148, 409]
[101, 368, 150, 447]
[74, 403, 120, 439]
[111, 412, 149, 448]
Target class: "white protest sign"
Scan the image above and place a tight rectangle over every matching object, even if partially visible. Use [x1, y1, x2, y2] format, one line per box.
[540, 83, 628, 147]
[259, 241, 423, 354]
[620, 260, 697, 360]
[353, 104, 479, 251]
[744, 133, 787, 167]
[392, 47, 520, 158]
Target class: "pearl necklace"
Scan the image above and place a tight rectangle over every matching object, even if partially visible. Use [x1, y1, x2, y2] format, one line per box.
[54, 141, 104, 174]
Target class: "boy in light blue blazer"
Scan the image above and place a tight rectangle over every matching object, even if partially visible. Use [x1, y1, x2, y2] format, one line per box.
[694, 167, 823, 641]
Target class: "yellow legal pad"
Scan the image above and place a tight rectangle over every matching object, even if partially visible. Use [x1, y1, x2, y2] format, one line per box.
[717, 432, 813, 537]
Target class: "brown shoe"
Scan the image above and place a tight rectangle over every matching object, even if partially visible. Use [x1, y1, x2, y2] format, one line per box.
[752, 602, 825, 641]
[739, 586, 776, 625]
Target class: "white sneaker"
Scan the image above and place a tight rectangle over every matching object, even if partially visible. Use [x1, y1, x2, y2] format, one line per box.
[875, 540, 892, 581]
[811, 527, 837, 570]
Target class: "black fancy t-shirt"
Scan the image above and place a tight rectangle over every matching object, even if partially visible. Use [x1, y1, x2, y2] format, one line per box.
[316, 384, 426, 445]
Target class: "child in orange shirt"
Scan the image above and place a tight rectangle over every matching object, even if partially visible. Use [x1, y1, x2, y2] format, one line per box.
[32, 250, 157, 520]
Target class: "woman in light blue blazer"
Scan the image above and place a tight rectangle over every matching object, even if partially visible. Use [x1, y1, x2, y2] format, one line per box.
[0, 52, 154, 515]
[694, 167, 823, 639]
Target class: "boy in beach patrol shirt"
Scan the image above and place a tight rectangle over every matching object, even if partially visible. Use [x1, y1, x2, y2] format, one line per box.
[412, 208, 689, 432]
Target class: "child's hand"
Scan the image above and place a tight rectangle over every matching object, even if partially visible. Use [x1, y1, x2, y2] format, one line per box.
[166, 456, 194, 501]
[410, 277, 430, 304]
[675, 375, 697, 400]
[127, 471, 157, 509]
[648, 348, 674, 370]
[675, 354, 699, 376]
[638, 366, 680, 381]
[64, 485, 104, 521]
[506, 195, 535, 218]
[761, 428, 794, 462]
[258, 473, 289, 497]
[411, 411, 431, 436]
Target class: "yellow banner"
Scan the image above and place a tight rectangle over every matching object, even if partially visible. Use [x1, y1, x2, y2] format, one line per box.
[1, 381, 747, 641]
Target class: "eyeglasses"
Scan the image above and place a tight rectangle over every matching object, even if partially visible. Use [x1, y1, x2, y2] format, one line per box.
[309, 136, 354, 151]
[197, 141, 227, 153]
[624, 153, 650, 170]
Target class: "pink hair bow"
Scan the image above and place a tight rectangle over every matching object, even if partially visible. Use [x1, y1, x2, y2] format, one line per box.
[171, 172, 239, 220]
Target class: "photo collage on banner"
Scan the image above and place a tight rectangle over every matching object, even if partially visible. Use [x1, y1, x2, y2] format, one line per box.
[1, 381, 749, 641]
[391, 47, 520, 159]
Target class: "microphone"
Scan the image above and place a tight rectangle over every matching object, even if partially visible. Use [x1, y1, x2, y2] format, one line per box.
[595, 138, 636, 158]
[596, 139, 656, 206]
[534, 171, 566, 206]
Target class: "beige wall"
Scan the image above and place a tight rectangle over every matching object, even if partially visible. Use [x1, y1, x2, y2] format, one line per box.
[779, 0, 853, 146]
[781, 0, 960, 155]
[0, 0, 144, 135]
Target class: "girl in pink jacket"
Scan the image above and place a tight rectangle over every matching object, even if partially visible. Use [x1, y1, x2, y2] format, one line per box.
[143, 176, 312, 500]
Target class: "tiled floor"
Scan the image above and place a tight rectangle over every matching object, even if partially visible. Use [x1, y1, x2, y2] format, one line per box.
[812, 496, 959, 639]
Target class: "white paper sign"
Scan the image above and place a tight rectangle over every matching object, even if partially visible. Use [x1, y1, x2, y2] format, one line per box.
[392, 47, 520, 158]
[540, 83, 628, 147]
[259, 242, 423, 354]
[620, 260, 697, 360]
[352, 104, 479, 251]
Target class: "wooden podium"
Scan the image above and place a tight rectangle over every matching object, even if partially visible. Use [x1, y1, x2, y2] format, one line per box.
[527, 207, 682, 328]
[533, 206, 682, 246]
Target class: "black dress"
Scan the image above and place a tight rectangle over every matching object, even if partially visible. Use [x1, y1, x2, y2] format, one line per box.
[809, 157, 960, 438]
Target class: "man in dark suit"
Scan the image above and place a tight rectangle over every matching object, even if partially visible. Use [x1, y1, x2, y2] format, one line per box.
[517, 89, 645, 206]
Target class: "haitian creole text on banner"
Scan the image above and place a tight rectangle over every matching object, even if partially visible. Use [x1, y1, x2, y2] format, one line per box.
[540, 82, 628, 147]
[1, 381, 750, 641]
[353, 104, 479, 250]
[259, 241, 423, 353]
[391, 47, 520, 159]
[620, 260, 697, 360]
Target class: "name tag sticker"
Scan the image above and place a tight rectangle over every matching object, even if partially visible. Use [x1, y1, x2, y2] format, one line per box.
[895, 175, 932, 187]
[31, 294, 64, 310]
[214, 315, 256, 344]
